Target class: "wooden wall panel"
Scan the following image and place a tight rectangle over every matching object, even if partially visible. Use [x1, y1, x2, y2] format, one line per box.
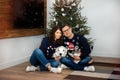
[0, 0, 13, 30]
[0, 0, 46, 39]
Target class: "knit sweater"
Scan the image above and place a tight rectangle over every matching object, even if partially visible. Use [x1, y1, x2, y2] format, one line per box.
[39, 37, 62, 59]
[63, 34, 91, 59]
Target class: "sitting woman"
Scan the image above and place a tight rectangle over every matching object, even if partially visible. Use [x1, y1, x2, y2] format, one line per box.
[26, 26, 63, 73]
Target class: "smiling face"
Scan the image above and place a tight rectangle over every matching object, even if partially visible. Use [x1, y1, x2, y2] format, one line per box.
[54, 29, 62, 40]
[62, 25, 74, 39]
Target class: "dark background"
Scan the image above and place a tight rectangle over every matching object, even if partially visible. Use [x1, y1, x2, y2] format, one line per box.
[12, 0, 44, 29]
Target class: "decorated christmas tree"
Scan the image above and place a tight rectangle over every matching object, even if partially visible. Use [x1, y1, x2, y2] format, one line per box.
[48, 0, 93, 45]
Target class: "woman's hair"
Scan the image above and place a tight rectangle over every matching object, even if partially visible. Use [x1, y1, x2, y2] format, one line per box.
[48, 26, 63, 44]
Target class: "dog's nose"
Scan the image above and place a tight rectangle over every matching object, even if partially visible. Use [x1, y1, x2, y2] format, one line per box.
[60, 53, 62, 56]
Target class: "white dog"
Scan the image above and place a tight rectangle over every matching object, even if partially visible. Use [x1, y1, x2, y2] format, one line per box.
[53, 46, 68, 69]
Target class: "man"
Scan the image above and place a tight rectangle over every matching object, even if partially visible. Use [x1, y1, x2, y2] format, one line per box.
[60, 24, 95, 71]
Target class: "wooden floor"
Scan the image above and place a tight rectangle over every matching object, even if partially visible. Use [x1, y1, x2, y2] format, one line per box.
[0, 56, 120, 80]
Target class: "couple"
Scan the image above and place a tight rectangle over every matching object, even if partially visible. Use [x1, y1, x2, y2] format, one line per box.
[26, 24, 95, 73]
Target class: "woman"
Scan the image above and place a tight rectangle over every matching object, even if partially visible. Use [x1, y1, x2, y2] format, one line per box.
[26, 26, 63, 73]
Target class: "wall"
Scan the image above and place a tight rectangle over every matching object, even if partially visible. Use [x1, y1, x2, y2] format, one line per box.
[47, 0, 120, 58]
[0, 35, 45, 70]
[81, 0, 120, 58]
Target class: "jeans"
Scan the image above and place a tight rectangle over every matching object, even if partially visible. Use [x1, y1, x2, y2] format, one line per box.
[60, 56, 92, 70]
[30, 48, 59, 71]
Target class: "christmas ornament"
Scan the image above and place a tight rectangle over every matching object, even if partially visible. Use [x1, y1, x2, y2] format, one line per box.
[62, 13, 66, 16]
[61, 8, 64, 11]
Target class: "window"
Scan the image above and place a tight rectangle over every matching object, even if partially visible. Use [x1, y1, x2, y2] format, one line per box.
[0, 0, 46, 39]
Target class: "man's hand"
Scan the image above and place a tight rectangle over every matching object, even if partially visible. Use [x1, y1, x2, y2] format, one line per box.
[73, 55, 80, 60]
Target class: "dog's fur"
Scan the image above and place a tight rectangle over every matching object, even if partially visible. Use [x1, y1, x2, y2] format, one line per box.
[53, 46, 67, 58]
[53, 46, 68, 69]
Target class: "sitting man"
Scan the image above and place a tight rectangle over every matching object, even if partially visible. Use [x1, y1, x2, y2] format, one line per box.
[60, 24, 95, 71]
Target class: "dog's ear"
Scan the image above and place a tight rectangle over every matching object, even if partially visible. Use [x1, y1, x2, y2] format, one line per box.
[52, 53, 56, 57]
[56, 47, 59, 52]
[62, 47, 68, 57]
[63, 47, 67, 53]
[53, 47, 60, 57]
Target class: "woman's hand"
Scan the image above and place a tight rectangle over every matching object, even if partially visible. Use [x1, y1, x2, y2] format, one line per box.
[54, 56, 61, 61]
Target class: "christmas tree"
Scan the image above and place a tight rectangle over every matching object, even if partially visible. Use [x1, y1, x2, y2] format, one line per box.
[48, 0, 93, 45]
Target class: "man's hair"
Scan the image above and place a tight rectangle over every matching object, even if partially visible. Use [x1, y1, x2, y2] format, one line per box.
[61, 24, 71, 29]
